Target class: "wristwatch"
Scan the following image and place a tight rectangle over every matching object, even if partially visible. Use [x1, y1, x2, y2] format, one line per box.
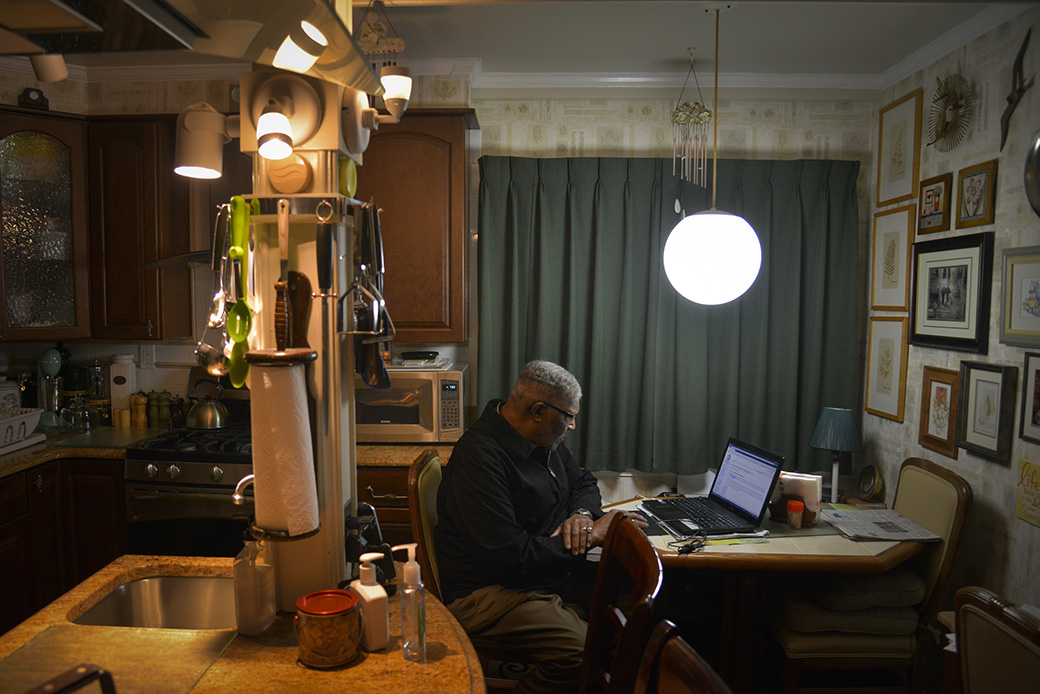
[572, 508, 593, 518]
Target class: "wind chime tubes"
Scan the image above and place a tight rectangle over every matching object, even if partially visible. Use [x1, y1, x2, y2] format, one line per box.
[673, 101, 711, 185]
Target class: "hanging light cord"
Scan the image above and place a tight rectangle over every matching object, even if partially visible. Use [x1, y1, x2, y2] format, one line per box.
[711, 8, 720, 210]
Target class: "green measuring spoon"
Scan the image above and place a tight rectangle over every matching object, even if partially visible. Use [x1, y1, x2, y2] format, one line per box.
[227, 196, 252, 343]
[228, 339, 249, 388]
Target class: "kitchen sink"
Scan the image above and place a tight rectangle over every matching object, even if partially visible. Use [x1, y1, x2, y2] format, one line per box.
[74, 576, 237, 629]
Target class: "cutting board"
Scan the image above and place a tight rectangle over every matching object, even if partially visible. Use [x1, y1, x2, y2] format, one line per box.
[0, 625, 235, 694]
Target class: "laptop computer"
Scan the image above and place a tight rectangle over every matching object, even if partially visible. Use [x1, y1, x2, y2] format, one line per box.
[639, 438, 784, 537]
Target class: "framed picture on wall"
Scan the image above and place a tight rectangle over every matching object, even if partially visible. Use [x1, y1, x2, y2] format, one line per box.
[918, 366, 959, 459]
[871, 204, 915, 311]
[956, 159, 998, 229]
[999, 245, 1040, 347]
[877, 89, 923, 207]
[865, 316, 909, 422]
[1020, 353, 1040, 445]
[917, 173, 952, 234]
[909, 232, 994, 353]
[957, 361, 1017, 463]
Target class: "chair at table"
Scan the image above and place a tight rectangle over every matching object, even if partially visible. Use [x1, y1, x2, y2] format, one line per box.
[407, 448, 524, 692]
[580, 513, 665, 694]
[773, 457, 972, 694]
[955, 586, 1040, 694]
[634, 619, 732, 694]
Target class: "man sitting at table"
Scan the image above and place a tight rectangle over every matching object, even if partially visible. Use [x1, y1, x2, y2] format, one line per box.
[436, 360, 645, 694]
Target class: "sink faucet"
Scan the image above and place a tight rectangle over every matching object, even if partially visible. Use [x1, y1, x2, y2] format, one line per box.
[233, 474, 254, 505]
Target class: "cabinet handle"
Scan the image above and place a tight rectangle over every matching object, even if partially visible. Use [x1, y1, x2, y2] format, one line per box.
[366, 485, 400, 501]
[35, 474, 43, 493]
[147, 319, 154, 337]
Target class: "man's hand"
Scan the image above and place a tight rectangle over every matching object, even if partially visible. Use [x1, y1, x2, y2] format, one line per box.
[554, 509, 649, 556]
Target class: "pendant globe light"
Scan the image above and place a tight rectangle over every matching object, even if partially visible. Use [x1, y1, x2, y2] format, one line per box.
[664, 8, 761, 306]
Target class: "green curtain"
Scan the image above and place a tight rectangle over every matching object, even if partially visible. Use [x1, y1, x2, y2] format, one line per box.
[477, 156, 861, 474]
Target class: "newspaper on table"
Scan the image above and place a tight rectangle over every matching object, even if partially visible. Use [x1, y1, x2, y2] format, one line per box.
[820, 508, 941, 541]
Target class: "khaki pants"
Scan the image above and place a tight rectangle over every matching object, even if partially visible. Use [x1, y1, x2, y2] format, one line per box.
[447, 563, 599, 694]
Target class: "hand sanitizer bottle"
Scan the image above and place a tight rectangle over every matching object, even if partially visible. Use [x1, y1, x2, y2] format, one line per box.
[393, 543, 426, 661]
[349, 552, 389, 651]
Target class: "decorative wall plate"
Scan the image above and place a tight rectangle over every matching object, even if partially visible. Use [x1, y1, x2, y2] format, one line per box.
[1026, 128, 1040, 221]
[927, 74, 973, 153]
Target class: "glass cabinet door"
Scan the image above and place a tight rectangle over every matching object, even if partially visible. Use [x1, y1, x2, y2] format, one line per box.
[0, 111, 90, 340]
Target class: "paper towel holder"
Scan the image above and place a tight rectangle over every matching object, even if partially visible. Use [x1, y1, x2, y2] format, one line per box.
[248, 519, 322, 542]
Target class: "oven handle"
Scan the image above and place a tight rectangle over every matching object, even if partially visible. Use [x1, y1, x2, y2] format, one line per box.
[128, 487, 251, 504]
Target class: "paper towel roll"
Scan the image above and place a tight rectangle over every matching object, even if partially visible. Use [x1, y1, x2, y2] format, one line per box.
[250, 363, 319, 536]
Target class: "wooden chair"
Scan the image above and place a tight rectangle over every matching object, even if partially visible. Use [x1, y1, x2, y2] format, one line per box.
[955, 586, 1040, 694]
[773, 457, 973, 694]
[406, 448, 522, 692]
[634, 619, 732, 694]
[580, 513, 665, 694]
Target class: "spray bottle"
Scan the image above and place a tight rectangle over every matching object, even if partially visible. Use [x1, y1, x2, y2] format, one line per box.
[349, 552, 389, 651]
[393, 543, 426, 660]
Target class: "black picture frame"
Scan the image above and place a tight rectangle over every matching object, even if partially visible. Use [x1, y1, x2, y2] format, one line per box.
[957, 360, 1017, 463]
[909, 232, 994, 353]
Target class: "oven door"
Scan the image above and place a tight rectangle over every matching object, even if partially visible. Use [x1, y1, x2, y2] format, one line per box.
[126, 484, 254, 557]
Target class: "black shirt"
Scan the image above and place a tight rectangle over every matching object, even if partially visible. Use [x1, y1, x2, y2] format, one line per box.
[435, 399, 603, 604]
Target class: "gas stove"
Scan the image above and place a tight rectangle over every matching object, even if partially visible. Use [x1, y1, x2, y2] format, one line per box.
[126, 426, 252, 465]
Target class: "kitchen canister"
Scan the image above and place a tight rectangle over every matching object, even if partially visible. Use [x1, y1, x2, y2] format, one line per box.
[109, 353, 136, 413]
[0, 380, 20, 409]
[295, 589, 362, 669]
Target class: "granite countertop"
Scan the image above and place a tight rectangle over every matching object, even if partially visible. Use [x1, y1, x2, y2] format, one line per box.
[0, 555, 485, 694]
[356, 444, 454, 467]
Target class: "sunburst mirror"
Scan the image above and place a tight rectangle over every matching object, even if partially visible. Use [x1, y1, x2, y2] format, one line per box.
[927, 74, 973, 152]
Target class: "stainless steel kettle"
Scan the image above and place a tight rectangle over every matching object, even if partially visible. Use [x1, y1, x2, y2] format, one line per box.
[186, 379, 228, 429]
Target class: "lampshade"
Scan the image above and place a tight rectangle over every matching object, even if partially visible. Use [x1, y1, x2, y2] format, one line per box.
[29, 53, 68, 83]
[273, 20, 328, 73]
[380, 64, 412, 120]
[662, 210, 762, 305]
[174, 103, 231, 179]
[256, 110, 294, 160]
[809, 408, 861, 453]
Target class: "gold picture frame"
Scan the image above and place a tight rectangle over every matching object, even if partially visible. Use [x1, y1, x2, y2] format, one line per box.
[866, 316, 909, 422]
[871, 204, 915, 311]
[956, 159, 998, 229]
[877, 89, 923, 207]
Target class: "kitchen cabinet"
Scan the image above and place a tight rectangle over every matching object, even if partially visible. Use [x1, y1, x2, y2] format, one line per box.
[357, 466, 414, 547]
[61, 458, 127, 586]
[354, 110, 477, 343]
[88, 116, 193, 339]
[0, 471, 34, 634]
[27, 462, 67, 608]
[0, 107, 91, 341]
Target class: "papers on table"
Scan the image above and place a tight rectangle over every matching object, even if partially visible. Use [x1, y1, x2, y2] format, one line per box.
[820, 508, 941, 541]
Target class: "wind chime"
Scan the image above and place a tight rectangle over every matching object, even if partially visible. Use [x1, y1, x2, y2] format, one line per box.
[672, 48, 712, 185]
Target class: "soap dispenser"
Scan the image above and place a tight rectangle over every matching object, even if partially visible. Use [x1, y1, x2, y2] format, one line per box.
[349, 551, 389, 651]
[393, 543, 426, 661]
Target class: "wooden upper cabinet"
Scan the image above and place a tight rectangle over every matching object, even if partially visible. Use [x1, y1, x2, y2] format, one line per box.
[88, 117, 192, 340]
[0, 108, 91, 341]
[354, 110, 476, 343]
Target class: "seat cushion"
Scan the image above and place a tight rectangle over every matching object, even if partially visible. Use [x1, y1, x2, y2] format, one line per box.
[804, 566, 926, 611]
[773, 623, 917, 659]
[778, 595, 920, 635]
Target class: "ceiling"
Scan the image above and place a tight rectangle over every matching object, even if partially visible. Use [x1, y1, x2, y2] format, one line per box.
[1, 1, 1033, 92]
[350, 1, 1031, 90]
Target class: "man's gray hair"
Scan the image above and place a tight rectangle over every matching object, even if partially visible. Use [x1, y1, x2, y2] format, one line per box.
[511, 360, 582, 404]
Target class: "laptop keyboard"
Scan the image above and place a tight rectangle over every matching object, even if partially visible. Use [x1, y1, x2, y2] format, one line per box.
[670, 498, 736, 530]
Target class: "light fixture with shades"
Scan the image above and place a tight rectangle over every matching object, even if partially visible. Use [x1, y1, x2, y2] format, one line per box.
[273, 20, 329, 74]
[174, 103, 240, 180]
[256, 106, 295, 160]
[341, 64, 413, 158]
[809, 407, 862, 503]
[663, 7, 762, 306]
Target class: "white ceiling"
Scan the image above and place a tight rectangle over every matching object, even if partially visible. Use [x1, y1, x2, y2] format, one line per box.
[351, 1, 1031, 90]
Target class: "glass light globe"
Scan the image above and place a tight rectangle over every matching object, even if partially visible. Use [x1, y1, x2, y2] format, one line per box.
[663, 210, 762, 305]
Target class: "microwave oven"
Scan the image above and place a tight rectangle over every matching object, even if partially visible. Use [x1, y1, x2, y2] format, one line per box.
[354, 364, 467, 443]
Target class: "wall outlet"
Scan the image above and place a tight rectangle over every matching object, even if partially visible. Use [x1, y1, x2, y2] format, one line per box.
[139, 344, 156, 369]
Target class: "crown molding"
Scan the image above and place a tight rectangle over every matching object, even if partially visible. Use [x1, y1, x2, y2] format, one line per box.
[0, 55, 249, 82]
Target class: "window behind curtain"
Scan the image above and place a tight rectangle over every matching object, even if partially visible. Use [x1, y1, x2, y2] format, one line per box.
[477, 156, 862, 475]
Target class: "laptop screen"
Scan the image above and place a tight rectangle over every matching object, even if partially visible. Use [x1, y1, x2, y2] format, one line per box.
[710, 439, 784, 520]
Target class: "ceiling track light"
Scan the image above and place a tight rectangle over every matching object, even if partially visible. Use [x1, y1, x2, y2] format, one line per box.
[273, 20, 329, 74]
[361, 64, 413, 130]
[256, 105, 294, 161]
[663, 7, 762, 306]
[29, 53, 68, 83]
[174, 102, 240, 180]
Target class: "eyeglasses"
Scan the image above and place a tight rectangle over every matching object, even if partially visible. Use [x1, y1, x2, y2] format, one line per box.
[541, 401, 578, 422]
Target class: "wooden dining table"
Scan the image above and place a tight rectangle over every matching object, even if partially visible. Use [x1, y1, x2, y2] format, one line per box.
[610, 499, 926, 694]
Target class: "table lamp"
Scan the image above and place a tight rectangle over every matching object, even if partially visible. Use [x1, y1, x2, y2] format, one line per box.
[809, 407, 861, 503]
